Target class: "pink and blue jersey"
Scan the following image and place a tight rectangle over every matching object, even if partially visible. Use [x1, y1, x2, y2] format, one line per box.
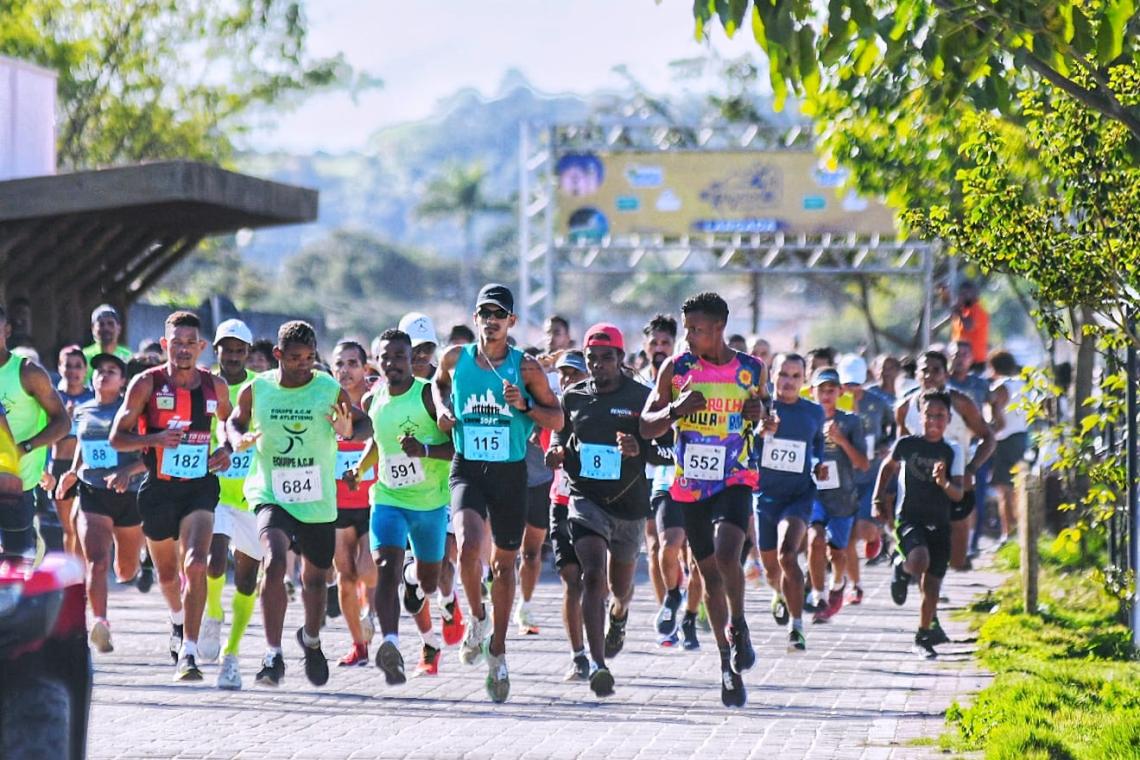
[669, 351, 764, 503]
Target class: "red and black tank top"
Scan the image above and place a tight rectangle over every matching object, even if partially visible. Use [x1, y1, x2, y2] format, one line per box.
[138, 366, 220, 481]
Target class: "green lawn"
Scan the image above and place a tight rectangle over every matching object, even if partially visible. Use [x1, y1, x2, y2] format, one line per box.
[941, 542, 1140, 760]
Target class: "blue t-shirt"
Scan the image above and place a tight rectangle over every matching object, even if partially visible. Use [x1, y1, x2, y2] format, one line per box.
[755, 397, 825, 502]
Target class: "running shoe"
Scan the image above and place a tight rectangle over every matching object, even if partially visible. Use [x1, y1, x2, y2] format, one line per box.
[360, 611, 376, 645]
[913, 628, 938, 659]
[375, 639, 406, 684]
[728, 621, 755, 673]
[135, 565, 154, 593]
[296, 627, 329, 686]
[929, 617, 950, 646]
[174, 653, 203, 682]
[787, 628, 807, 654]
[720, 667, 746, 708]
[326, 584, 341, 619]
[416, 643, 441, 676]
[564, 653, 590, 681]
[803, 593, 822, 614]
[90, 619, 113, 654]
[338, 642, 369, 667]
[589, 665, 615, 697]
[484, 643, 510, 703]
[481, 569, 493, 601]
[284, 577, 296, 601]
[402, 581, 425, 615]
[256, 651, 285, 687]
[681, 613, 700, 651]
[771, 595, 790, 627]
[655, 588, 683, 636]
[515, 601, 539, 635]
[657, 631, 679, 648]
[169, 622, 184, 664]
[846, 584, 864, 606]
[813, 586, 845, 624]
[459, 612, 489, 665]
[743, 558, 764, 590]
[603, 607, 627, 659]
[891, 556, 911, 606]
[441, 597, 465, 646]
[217, 654, 242, 691]
[199, 615, 222, 663]
[865, 534, 883, 560]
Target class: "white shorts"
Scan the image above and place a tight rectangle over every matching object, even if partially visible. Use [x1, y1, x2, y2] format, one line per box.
[213, 503, 263, 561]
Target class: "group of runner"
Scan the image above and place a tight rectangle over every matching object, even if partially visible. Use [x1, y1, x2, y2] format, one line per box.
[0, 285, 1028, 708]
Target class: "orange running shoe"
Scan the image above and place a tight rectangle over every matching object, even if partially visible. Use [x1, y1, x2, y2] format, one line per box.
[441, 597, 465, 646]
[337, 641, 369, 667]
[416, 643, 441, 676]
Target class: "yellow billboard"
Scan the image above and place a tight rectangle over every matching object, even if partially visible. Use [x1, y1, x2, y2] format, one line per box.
[555, 151, 897, 241]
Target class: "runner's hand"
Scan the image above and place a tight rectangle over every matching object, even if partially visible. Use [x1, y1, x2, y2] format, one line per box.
[343, 468, 359, 491]
[503, 379, 526, 411]
[104, 469, 132, 494]
[327, 400, 355, 438]
[39, 469, 56, 492]
[824, 420, 847, 446]
[55, 470, 77, 501]
[616, 431, 639, 458]
[152, 427, 184, 449]
[672, 376, 706, 418]
[234, 431, 261, 452]
[933, 460, 949, 488]
[761, 410, 780, 436]
[742, 386, 765, 423]
[207, 447, 232, 473]
[437, 408, 457, 434]
[400, 434, 424, 458]
[545, 445, 565, 469]
[873, 497, 889, 523]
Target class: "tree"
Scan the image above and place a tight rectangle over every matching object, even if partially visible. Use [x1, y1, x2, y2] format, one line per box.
[0, 0, 377, 168]
[416, 163, 511, 308]
[690, 0, 1140, 145]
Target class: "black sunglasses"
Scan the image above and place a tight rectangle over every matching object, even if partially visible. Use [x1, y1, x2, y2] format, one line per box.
[477, 307, 510, 320]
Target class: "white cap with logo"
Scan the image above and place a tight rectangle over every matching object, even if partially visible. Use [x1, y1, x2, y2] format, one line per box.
[838, 354, 868, 386]
[213, 318, 254, 346]
[398, 312, 438, 348]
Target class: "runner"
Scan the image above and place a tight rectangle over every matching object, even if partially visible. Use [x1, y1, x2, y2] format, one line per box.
[52, 345, 95, 556]
[947, 340, 993, 556]
[753, 352, 825, 654]
[640, 292, 769, 708]
[986, 350, 1028, 545]
[549, 323, 664, 697]
[227, 320, 370, 688]
[344, 328, 453, 683]
[82, 305, 133, 381]
[543, 350, 590, 679]
[331, 340, 380, 667]
[199, 319, 261, 689]
[110, 311, 234, 681]
[873, 390, 964, 658]
[56, 353, 145, 653]
[432, 283, 562, 703]
[515, 437, 553, 635]
[806, 367, 868, 623]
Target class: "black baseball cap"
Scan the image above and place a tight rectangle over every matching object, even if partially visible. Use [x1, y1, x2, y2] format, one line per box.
[90, 352, 128, 376]
[811, 367, 841, 387]
[476, 283, 514, 314]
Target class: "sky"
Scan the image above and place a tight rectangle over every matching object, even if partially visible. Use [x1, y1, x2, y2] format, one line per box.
[247, 0, 762, 153]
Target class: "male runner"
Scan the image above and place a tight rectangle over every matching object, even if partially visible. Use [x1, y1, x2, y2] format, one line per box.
[754, 353, 825, 653]
[228, 320, 370, 688]
[110, 311, 233, 681]
[432, 283, 562, 703]
[641, 292, 768, 708]
[806, 367, 868, 623]
[549, 324, 663, 697]
[947, 340, 993, 556]
[82, 305, 133, 381]
[53, 345, 95, 556]
[874, 390, 964, 658]
[201, 319, 262, 689]
[347, 329, 453, 682]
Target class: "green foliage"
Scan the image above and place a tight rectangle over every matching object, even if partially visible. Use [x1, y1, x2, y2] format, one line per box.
[692, 0, 1140, 144]
[0, 0, 372, 168]
[147, 243, 270, 309]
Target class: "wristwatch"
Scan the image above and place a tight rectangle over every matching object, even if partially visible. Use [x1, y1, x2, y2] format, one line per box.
[20, 441, 33, 454]
[520, 398, 533, 414]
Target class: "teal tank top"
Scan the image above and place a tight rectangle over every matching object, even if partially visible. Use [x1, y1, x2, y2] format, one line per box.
[451, 344, 533, 463]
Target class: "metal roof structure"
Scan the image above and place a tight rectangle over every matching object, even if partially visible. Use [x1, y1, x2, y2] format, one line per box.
[0, 160, 317, 353]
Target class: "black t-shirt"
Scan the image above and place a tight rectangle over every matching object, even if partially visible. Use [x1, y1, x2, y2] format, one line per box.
[552, 375, 661, 519]
[891, 435, 964, 527]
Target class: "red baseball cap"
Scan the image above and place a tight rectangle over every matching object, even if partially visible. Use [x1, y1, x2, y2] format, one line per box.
[583, 323, 624, 352]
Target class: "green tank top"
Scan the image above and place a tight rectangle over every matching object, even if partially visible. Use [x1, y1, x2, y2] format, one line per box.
[452, 344, 533, 463]
[243, 371, 341, 523]
[368, 378, 450, 511]
[0, 355, 48, 490]
[215, 369, 255, 510]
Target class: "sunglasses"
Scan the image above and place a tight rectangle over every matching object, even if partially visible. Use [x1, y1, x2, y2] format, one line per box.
[477, 307, 510, 320]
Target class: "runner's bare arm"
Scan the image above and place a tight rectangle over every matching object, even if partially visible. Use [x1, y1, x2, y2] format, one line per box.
[19, 360, 70, 450]
[415, 382, 455, 459]
[110, 374, 179, 451]
[336, 388, 372, 442]
[872, 449, 901, 523]
[639, 360, 675, 439]
[519, 353, 562, 431]
[432, 344, 462, 433]
[895, 397, 912, 437]
[212, 376, 234, 423]
[225, 384, 257, 451]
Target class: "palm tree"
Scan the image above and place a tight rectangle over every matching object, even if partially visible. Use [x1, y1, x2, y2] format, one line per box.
[417, 163, 511, 308]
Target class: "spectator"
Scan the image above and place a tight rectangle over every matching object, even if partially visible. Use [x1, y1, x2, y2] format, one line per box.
[950, 281, 990, 371]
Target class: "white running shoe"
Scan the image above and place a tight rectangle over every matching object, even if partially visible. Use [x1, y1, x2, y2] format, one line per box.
[459, 613, 489, 666]
[514, 601, 539, 635]
[90, 619, 113, 653]
[199, 616, 223, 663]
[216, 654, 242, 690]
[360, 610, 376, 645]
[484, 643, 510, 703]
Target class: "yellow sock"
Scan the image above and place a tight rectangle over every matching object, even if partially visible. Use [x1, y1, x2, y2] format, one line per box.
[205, 573, 225, 621]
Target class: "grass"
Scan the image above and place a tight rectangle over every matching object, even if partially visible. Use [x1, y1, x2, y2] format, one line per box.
[941, 541, 1140, 760]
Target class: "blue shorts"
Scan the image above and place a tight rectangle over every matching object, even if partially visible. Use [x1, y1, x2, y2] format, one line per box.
[754, 491, 813, 552]
[856, 482, 875, 521]
[370, 504, 449, 562]
[809, 501, 856, 550]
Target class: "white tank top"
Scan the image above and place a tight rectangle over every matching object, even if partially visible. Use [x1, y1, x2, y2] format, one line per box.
[903, 390, 974, 456]
[991, 377, 1028, 440]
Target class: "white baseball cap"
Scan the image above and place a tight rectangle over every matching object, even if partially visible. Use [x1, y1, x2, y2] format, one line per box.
[838, 354, 868, 386]
[213, 318, 253, 346]
[398, 312, 438, 348]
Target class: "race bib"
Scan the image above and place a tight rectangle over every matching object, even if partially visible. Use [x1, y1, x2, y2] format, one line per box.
[463, 425, 509, 462]
[683, 443, 726, 481]
[272, 466, 322, 504]
[579, 443, 621, 481]
[337, 449, 376, 482]
[160, 444, 208, 479]
[384, 454, 425, 489]
[761, 437, 806, 474]
[81, 440, 118, 468]
[814, 460, 840, 490]
[220, 450, 253, 479]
